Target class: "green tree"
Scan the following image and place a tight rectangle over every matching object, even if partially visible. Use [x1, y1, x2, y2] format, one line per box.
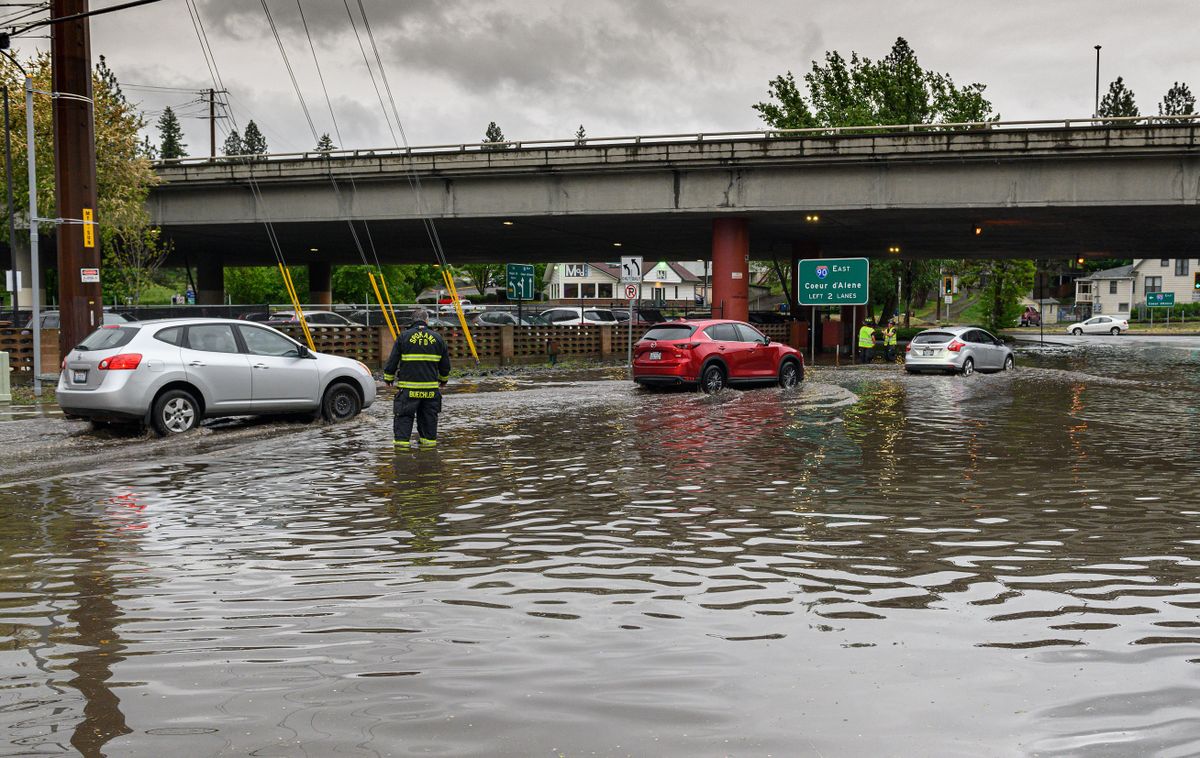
[222, 129, 244, 156]
[1158, 81, 1195, 116]
[753, 37, 996, 131]
[962, 259, 1036, 334]
[224, 266, 308, 304]
[157, 105, 187, 159]
[456, 264, 502, 301]
[315, 132, 336, 152]
[482, 121, 507, 150]
[575, 124, 586, 140]
[242, 120, 268, 154]
[1098, 77, 1139, 121]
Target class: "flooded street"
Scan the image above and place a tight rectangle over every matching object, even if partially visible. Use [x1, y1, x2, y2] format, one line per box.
[2, 341, 1200, 756]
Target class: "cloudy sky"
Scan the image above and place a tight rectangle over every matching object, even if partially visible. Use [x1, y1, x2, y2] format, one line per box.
[16, 0, 1199, 156]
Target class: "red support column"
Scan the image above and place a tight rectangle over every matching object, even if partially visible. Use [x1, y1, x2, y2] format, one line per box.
[710, 218, 749, 321]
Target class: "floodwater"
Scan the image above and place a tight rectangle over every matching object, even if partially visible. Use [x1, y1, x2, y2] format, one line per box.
[2, 340, 1199, 757]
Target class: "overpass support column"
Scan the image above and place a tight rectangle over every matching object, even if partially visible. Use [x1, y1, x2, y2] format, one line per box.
[197, 259, 224, 305]
[309, 262, 332, 307]
[711, 218, 749, 321]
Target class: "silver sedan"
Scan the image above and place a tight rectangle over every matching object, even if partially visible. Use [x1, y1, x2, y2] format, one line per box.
[56, 318, 376, 435]
[904, 326, 1015, 376]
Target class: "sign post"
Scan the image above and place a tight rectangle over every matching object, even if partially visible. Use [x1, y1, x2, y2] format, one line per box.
[506, 263, 535, 325]
[1147, 292, 1174, 326]
[620, 257, 643, 369]
[797, 258, 869, 365]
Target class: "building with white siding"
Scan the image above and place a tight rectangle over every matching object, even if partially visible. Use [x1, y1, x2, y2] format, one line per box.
[1075, 258, 1199, 316]
[542, 261, 705, 305]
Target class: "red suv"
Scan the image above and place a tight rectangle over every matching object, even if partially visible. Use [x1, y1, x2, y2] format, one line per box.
[632, 319, 804, 393]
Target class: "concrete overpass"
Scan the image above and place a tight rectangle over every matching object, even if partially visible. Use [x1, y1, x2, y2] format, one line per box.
[149, 117, 1200, 313]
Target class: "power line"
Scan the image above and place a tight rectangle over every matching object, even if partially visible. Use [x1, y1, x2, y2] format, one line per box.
[9, 0, 164, 37]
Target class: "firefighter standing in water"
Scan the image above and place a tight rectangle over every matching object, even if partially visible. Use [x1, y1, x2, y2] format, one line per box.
[883, 319, 898, 362]
[857, 320, 877, 363]
[382, 309, 451, 448]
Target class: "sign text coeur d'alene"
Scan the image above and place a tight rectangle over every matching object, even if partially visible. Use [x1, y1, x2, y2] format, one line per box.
[796, 258, 870, 306]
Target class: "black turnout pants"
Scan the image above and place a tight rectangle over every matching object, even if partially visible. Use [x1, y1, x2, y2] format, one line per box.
[394, 390, 442, 444]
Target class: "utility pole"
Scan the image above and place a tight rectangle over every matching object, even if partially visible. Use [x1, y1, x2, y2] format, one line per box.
[3, 85, 17, 323]
[199, 87, 227, 158]
[1093, 45, 1102, 118]
[51, 0, 102, 356]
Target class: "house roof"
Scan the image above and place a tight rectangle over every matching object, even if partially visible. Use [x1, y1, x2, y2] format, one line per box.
[547, 261, 702, 283]
[1078, 264, 1134, 281]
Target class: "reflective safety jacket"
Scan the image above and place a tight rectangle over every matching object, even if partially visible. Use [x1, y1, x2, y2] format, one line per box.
[382, 321, 452, 396]
[858, 325, 877, 348]
[883, 326, 897, 346]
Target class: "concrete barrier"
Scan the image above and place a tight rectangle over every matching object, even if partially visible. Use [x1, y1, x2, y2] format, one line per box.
[0, 352, 10, 402]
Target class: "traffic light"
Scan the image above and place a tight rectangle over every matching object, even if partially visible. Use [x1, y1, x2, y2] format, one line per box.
[1194, 272, 1200, 290]
[943, 276, 954, 296]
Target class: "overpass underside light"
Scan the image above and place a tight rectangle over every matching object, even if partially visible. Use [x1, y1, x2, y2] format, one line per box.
[888, 245, 901, 254]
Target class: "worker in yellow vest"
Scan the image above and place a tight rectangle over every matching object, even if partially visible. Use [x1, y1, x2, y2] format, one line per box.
[883, 319, 898, 362]
[857, 321, 877, 364]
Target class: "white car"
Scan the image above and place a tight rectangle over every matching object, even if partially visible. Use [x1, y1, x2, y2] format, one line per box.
[1067, 316, 1129, 336]
[540, 307, 619, 325]
[270, 310, 355, 326]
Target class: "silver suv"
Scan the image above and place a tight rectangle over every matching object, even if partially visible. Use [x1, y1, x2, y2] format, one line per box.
[904, 325, 1015, 376]
[57, 319, 376, 435]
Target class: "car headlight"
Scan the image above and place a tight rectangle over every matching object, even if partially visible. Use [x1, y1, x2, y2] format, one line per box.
[356, 361, 372, 376]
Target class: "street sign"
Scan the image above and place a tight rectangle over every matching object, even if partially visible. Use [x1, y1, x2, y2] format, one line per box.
[1147, 292, 1175, 307]
[944, 295, 953, 304]
[624, 284, 638, 300]
[620, 256, 643, 284]
[4, 270, 20, 291]
[82, 208, 95, 249]
[505, 263, 535, 301]
[797, 258, 870, 306]
[80, 267, 99, 283]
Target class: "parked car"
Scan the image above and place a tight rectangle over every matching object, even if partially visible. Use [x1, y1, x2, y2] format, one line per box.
[472, 311, 542, 327]
[25, 310, 135, 330]
[540, 307, 619, 325]
[56, 319, 375, 435]
[1018, 307, 1042, 327]
[270, 310, 356, 326]
[904, 326, 1014, 376]
[1067, 315, 1128, 336]
[632, 319, 804, 393]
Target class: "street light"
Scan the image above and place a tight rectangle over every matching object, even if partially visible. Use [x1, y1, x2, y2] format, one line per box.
[1094, 45, 1102, 119]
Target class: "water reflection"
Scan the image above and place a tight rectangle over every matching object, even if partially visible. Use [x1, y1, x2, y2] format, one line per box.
[2, 345, 1200, 755]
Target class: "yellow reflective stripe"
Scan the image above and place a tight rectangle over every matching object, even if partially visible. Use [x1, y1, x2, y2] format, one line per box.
[382, 373, 395, 381]
[438, 375, 449, 382]
[401, 354, 442, 361]
[398, 381, 439, 389]
[393, 440, 411, 447]
[419, 438, 437, 446]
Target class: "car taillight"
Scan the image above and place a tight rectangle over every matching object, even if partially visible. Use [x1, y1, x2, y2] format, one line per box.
[947, 339, 965, 352]
[98, 353, 142, 370]
[102, 324, 120, 329]
[905, 343, 912, 353]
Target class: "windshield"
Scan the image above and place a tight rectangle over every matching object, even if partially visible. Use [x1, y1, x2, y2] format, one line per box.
[641, 325, 697, 341]
[76, 326, 139, 351]
[912, 331, 956, 344]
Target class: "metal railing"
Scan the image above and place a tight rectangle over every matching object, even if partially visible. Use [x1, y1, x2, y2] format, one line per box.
[154, 114, 1200, 169]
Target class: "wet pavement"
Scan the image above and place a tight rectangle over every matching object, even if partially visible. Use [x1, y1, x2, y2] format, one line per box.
[1, 342, 1199, 757]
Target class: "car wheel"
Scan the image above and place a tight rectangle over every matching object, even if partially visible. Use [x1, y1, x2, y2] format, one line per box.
[152, 389, 200, 436]
[700, 363, 726, 394]
[961, 357, 975, 377]
[1110, 327, 1120, 336]
[1003, 355, 1015, 371]
[778, 360, 801, 389]
[322, 382, 362, 422]
[1071, 328, 1083, 336]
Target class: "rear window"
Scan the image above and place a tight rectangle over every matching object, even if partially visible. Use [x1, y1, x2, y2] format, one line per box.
[912, 331, 955, 344]
[76, 325, 139, 351]
[641, 324, 697, 341]
[584, 310, 615, 321]
[154, 326, 183, 346]
[704, 324, 740, 341]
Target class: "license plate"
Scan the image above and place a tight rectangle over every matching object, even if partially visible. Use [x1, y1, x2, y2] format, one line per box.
[921, 350, 933, 356]
[649, 351, 661, 360]
[72, 369, 87, 383]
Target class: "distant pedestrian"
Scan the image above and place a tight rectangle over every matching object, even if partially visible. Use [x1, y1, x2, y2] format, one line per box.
[883, 320, 898, 362]
[858, 321, 877, 364]
[382, 309, 451, 449]
[546, 337, 560, 366]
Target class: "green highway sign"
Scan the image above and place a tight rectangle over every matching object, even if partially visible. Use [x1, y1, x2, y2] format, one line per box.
[506, 263, 535, 301]
[1147, 292, 1175, 307]
[797, 257, 870, 306]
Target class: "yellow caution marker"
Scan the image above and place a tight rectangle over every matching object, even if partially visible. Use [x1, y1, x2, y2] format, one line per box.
[368, 272, 398, 339]
[278, 263, 315, 350]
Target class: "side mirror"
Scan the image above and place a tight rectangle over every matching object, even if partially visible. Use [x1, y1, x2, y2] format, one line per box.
[761, 336, 771, 345]
[297, 344, 311, 358]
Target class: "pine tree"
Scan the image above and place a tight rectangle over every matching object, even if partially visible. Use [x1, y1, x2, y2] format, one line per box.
[223, 129, 244, 156]
[575, 124, 586, 141]
[482, 121, 507, 150]
[1158, 81, 1196, 117]
[315, 132, 336, 151]
[242, 120, 268, 154]
[1098, 77, 1139, 122]
[157, 106, 187, 159]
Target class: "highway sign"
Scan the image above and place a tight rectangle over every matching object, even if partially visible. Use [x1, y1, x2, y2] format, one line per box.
[505, 263, 535, 301]
[1147, 292, 1175, 307]
[624, 284, 638, 300]
[797, 258, 870, 306]
[620, 256, 644, 284]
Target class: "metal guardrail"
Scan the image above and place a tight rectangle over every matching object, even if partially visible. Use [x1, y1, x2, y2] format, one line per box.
[154, 115, 1200, 169]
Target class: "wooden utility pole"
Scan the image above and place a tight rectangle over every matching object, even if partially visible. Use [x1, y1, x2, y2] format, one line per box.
[52, 0, 101, 355]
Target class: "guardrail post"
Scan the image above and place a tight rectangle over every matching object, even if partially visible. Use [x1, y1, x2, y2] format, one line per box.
[0, 352, 10, 402]
[500, 324, 514, 366]
[600, 325, 612, 359]
[377, 326, 395, 370]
